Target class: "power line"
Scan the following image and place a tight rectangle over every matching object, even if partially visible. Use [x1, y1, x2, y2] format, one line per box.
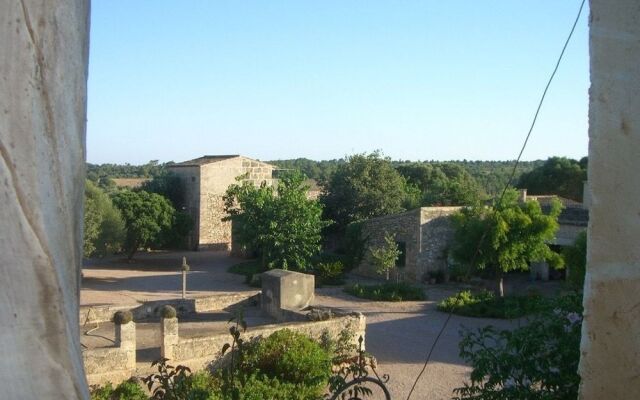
[404, 1, 587, 399]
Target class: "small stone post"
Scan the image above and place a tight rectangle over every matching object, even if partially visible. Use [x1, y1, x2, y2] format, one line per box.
[181, 257, 190, 299]
[115, 321, 137, 370]
[160, 305, 179, 360]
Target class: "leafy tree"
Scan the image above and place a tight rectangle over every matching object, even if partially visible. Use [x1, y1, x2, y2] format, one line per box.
[370, 231, 401, 281]
[83, 180, 126, 257]
[563, 231, 587, 290]
[320, 152, 408, 232]
[397, 163, 484, 206]
[224, 172, 330, 271]
[517, 157, 587, 201]
[111, 190, 175, 259]
[140, 170, 186, 209]
[451, 189, 563, 297]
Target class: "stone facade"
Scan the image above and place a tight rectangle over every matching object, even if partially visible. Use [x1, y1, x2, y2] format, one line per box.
[357, 207, 460, 282]
[168, 156, 275, 251]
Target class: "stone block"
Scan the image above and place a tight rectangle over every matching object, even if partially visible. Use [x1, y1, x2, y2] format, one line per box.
[261, 269, 314, 320]
[161, 317, 179, 360]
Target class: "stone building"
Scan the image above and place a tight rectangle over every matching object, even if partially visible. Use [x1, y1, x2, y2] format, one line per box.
[356, 207, 461, 282]
[167, 155, 275, 251]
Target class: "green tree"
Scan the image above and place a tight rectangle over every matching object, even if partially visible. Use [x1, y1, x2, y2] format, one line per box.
[563, 231, 587, 290]
[111, 190, 175, 259]
[517, 156, 587, 201]
[451, 189, 563, 297]
[321, 152, 408, 232]
[224, 172, 330, 271]
[370, 232, 401, 281]
[83, 180, 126, 257]
[397, 163, 484, 206]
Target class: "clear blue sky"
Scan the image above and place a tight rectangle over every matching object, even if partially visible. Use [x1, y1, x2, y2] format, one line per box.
[87, 1, 589, 164]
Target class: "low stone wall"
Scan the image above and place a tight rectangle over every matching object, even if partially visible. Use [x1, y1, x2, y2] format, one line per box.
[79, 292, 259, 324]
[83, 321, 136, 386]
[161, 312, 366, 372]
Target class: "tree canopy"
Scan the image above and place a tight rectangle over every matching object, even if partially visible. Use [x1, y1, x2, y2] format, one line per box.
[111, 190, 175, 259]
[396, 163, 484, 206]
[450, 189, 563, 296]
[224, 172, 330, 271]
[320, 153, 409, 231]
[83, 180, 126, 257]
[517, 157, 587, 201]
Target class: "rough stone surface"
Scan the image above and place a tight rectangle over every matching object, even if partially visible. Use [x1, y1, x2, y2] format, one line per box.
[579, 1, 640, 398]
[84, 322, 136, 386]
[261, 269, 315, 320]
[357, 207, 460, 282]
[0, 1, 90, 398]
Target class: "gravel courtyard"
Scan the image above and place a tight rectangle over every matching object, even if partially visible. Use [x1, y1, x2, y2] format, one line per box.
[82, 251, 516, 400]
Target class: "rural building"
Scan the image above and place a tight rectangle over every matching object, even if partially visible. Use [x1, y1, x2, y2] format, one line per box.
[356, 207, 461, 282]
[167, 155, 275, 251]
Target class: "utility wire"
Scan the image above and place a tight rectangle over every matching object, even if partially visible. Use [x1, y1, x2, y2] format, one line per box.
[405, 1, 586, 399]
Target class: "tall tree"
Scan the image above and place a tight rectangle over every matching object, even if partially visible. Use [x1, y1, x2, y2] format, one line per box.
[83, 180, 126, 257]
[224, 172, 330, 271]
[517, 157, 587, 201]
[321, 152, 408, 232]
[111, 190, 175, 259]
[451, 189, 563, 296]
[397, 163, 483, 206]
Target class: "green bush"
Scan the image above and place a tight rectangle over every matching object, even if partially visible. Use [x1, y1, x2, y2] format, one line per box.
[160, 305, 177, 319]
[344, 283, 426, 301]
[90, 380, 147, 400]
[563, 231, 587, 290]
[454, 294, 582, 399]
[113, 310, 133, 325]
[234, 375, 322, 400]
[240, 329, 332, 390]
[228, 261, 264, 288]
[438, 290, 546, 319]
[314, 261, 345, 286]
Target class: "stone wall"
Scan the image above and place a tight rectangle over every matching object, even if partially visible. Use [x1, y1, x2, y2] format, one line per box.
[357, 207, 459, 282]
[198, 157, 274, 251]
[161, 313, 366, 372]
[357, 209, 422, 280]
[579, 1, 640, 398]
[417, 207, 461, 280]
[83, 322, 136, 386]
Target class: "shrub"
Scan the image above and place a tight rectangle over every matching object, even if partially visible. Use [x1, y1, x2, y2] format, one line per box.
[90, 380, 147, 400]
[113, 310, 133, 325]
[342, 222, 368, 270]
[234, 375, 322, 400]
[438, 290, 546, 319]
[563, 231, 587, 290]
[228, 261, 264, 288]
[240, 329, 332, 390]
[454, 294, 582, 399]
[314, 261, 345, 286]
[160, 305, 177, 319]
[344, 283, 426, 301]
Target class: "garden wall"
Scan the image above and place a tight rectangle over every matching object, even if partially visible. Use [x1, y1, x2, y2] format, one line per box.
[83, 322, 136, 386]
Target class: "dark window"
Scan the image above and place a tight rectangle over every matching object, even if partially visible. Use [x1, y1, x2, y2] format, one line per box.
[191, 176, 196, 182]
[396, 241, 407, 268]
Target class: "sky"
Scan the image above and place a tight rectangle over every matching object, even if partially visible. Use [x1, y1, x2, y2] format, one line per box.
[87, 1, 590, 165]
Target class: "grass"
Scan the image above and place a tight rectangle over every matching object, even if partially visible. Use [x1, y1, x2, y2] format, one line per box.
[437, 290, 547, 319]
[228, 260, 264, 287]
[344, 282, 426, 301]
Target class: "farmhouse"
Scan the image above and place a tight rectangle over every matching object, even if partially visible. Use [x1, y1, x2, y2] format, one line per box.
[167, 155, 275, 251]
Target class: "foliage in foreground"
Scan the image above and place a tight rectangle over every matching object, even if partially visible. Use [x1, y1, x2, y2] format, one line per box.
[563, 231, 587, 291]
[454, 294, 582, 400]
[224, 171, 330, 271]
[345, 282, 426, 301]
[438, 290, 546, 319]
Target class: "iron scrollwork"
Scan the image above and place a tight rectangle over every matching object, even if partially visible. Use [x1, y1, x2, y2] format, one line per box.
[327, 336, 391, 400]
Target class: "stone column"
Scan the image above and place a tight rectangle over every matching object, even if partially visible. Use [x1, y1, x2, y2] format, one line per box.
[0, 1, 90, 399]
[161, 317, 179, 360]
[115, 321, 137, 370]
[579, 1, 640, 398]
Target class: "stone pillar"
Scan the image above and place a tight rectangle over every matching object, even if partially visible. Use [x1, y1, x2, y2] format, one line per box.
[115, 322, 137, 370]
[261, 269, 315, 321]
[0, 1, 90, 399]
[579, 1, 640, 398]
[161, 317, 179, 360]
